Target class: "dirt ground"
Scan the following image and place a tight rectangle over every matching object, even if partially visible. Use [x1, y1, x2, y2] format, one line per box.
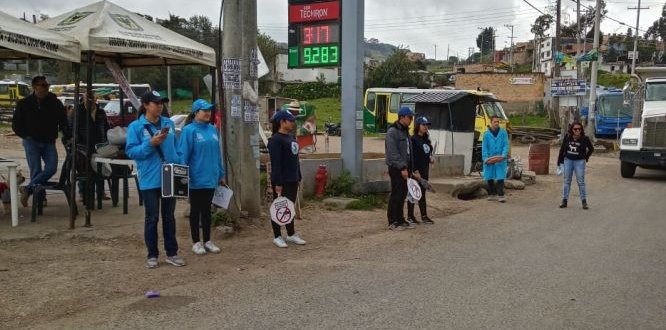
[0, 131, 619, 329]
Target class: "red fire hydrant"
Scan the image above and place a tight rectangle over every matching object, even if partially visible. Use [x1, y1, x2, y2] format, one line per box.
[314, 164, 328, 198]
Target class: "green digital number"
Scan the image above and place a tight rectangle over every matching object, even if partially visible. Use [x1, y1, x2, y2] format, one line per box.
[303, 47, 311, 64]
[330, 45, 339, 64]
[321, 46, 329, 63]
[312, 47, 320, 63]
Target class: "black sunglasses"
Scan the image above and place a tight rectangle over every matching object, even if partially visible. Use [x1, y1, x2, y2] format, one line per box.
[572, 127, 582, 131]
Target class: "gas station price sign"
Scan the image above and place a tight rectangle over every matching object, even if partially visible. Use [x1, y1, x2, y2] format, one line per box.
[288, 0, 341, 68]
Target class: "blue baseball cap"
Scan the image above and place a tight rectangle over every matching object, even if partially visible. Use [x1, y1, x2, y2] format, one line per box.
[191, 99, 214, 113]
[416, 116, 431, 125]
[271, 110, 296, 122]
[398, 107, 415, 117]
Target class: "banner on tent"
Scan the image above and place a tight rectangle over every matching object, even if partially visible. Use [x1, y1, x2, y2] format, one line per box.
[104, 58, 141, 109]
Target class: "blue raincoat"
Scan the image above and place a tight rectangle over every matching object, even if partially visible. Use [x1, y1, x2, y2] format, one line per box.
[482, 127, 509, 181]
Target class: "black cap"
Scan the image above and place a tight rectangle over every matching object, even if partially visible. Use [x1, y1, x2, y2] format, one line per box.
[141, 90, 164, 104]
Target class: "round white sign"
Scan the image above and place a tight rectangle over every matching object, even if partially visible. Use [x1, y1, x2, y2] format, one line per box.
[407, 178, 422, 201]
[270, 196, 295, 226]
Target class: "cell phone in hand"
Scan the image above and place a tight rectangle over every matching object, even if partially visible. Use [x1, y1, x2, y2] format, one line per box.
[160, 127, 170, 135]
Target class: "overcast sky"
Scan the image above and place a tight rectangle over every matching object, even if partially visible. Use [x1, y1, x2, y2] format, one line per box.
[3, 0, 665, 60]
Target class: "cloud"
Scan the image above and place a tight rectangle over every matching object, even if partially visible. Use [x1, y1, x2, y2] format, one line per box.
[2, 0, 664, 60]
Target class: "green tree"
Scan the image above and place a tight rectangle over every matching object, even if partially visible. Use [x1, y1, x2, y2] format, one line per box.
[476, 27, 494, 55]
[531, 14, 554, 40]
[447, 56, 459, 65]
[257, 32, 280, 94]
[560, 1, 607, 38]
[365, 49, 424, 88]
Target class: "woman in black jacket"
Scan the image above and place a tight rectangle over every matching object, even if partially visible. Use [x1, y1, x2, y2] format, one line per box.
[557, 121, 594, 209]
[267, 110, 307, 248]
[407, 116, 435, 224]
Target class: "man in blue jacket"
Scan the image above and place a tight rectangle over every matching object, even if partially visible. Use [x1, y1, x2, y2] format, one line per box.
[126, 91, 184, 269]
[482, 116, 510, 203]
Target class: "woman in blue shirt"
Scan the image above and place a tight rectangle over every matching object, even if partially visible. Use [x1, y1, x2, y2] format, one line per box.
[126, 91, 184, 269]
[179, 99, 225, 256]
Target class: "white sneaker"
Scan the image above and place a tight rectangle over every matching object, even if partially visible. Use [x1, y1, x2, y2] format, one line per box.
[273, 236, 288, 248]
[286, 234, 307, 245]
[204, 241, 221, 253]
[192, 242, 206, 255]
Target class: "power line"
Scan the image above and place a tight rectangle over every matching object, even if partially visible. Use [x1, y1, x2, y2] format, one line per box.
[523, 0, 547, 15]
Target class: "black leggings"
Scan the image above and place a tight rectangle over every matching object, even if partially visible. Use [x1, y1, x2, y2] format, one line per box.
[271, 182, 297, 238]
[487, 180, 505, 197]
[189, 189, 215, 243]
[407, 183, 427, 218]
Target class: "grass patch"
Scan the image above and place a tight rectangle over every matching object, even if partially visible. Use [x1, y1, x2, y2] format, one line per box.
[305, 97, 341, 131]
[346, 194, 386, 210]
[508, 113, 548, 128]
[169, 99, 195, 115]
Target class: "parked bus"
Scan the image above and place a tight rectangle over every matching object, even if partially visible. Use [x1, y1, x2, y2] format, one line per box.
[0, 80, 30, 107]
[363, 87, 511, 139]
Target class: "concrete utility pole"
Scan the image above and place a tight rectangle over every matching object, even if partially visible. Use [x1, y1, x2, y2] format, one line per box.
[629, 0, 649, 75]
[446, 44, 450, 63]
[554, 0, 562, 134]
[576, 0, 581, 78]
[240, 0, 261, 216]
[341, 0, 364, 179]
[505, 24, 515, 72]
[222, 0, 243, 219]
[166, 66, 172, 104]
[434, 44, 437, 61]
[492, 28, 496, 64]
[585, 0, 602, 141]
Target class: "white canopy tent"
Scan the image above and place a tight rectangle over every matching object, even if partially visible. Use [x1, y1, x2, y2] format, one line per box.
[36, 0, 215, 67]
[0, 10, 81, 63]
[35, 0, 218, 227]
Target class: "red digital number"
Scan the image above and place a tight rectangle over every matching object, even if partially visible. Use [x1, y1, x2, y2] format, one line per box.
[322, 25, 329, 43]
[304, 27, 313, 45]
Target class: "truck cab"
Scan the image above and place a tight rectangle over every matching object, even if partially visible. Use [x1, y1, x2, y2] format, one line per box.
[619, 72, 666, 178]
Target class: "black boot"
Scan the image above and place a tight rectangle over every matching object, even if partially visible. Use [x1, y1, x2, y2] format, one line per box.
[559, 199, 567, 208]
[582, 199, 589, 210]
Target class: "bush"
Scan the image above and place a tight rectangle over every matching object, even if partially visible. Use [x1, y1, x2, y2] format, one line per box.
[346, 194, 386, 210]
[280, 81, 341, 100]
[327, 170, 356, 197]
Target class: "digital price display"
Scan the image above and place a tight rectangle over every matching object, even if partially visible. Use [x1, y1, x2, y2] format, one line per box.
[288, 0, 341, 68]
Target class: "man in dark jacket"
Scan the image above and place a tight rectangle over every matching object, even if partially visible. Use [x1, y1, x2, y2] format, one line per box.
[385, 107, 415, 230]
[12, 76, 71, 207]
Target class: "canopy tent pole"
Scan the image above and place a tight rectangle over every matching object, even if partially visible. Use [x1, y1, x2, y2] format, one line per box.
[84, 51, 95, 227]
[117, 55, 126, 127]
[70, 64, 81, 229]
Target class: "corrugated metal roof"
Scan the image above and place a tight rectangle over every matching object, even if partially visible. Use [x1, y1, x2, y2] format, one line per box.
[403, 91, 468, 104]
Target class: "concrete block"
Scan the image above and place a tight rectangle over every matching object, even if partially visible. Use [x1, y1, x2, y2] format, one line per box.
[429, 177, 485, 197]
[352, 181, 390, 194]
[323, 197, 359, 209]
[505, 180, 526, 190]
[521, 170, 537, 185]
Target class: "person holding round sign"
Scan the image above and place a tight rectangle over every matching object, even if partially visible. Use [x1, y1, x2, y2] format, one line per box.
[385, 107, 416, 230]
[482, 116, 510, 203]
[126, 91, 185, 269]
[178, 99, 225, 256]
[407, 116, 435, 225]
[267, 110, 306, 248]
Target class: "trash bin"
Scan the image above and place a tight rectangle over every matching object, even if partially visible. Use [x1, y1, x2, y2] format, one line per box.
[528, 143, 550, 175]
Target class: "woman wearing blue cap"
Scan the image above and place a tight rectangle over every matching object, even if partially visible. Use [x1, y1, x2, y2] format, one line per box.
[407, 116, 435, 225]
[267, 110, 307, 248]
[126, 91, 184, 268]
[179, 99, 225, 256]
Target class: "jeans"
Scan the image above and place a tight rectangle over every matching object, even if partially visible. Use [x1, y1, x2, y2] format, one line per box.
[22, 139, 58, 192]
[271, 183, 297, 238]
[562, 158, 587, 201]
[189, 189, 215, 243]
[141, 188, 178, 258]
[387, 167, 408, 225]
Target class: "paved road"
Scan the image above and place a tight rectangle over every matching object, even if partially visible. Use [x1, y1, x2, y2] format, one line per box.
[43, 157, 666, 329]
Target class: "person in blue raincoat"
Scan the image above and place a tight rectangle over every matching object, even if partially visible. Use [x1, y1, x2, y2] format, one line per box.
[482, 116, 510, 203]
